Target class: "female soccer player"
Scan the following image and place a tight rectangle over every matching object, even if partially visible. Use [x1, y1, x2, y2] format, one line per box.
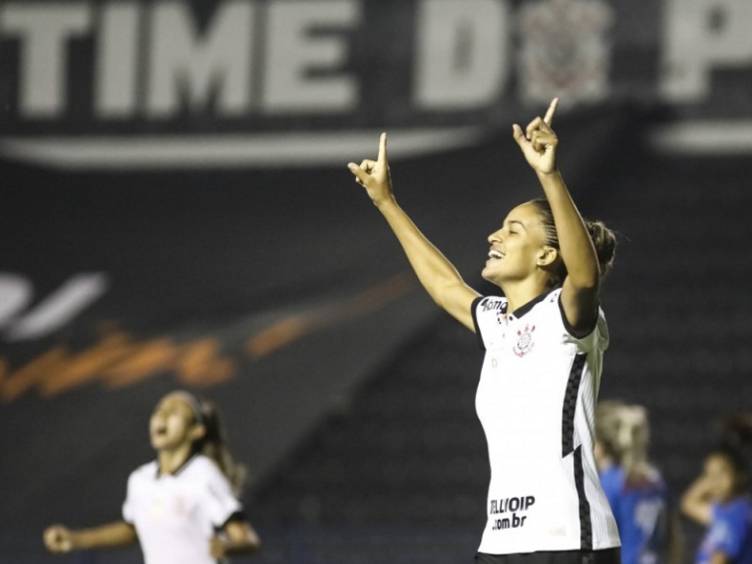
[43, 390, 260, 564]
[348, 99, 620, 563]
[682, 445, 752, 564]
[596, 402, 680, 564]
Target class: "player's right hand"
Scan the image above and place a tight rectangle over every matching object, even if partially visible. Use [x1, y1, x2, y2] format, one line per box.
[43, 525, 75, 553]
[347, 132, 393, 207]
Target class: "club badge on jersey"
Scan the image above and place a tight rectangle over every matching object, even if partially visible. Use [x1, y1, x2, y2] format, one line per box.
[513, 324, 537, 357]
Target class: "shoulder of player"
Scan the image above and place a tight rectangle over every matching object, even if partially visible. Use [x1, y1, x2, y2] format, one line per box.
[547, 288, 609, 342]
[519, 287, 565, 321]
[183, 454, 225, 480]
[474, 295, 507, 315]
[128, 460, 159, 482]
[722, 496, 752, 518]
[549, 288, 608, 319]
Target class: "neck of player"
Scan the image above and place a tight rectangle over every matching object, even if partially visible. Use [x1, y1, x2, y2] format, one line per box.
[157, 442, 194, 475]
[499, 277, 549, 313]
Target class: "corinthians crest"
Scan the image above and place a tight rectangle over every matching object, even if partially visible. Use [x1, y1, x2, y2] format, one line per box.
[518, 0, 614, 106]
[513, 324, 537, 357]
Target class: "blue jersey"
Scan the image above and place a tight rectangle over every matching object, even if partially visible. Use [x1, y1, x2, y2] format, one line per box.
[697, 497, 752, 564]
[600, 465, 668, 564]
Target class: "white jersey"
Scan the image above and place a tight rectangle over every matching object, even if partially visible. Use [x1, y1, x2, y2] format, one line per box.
[471, 288, 620, 555]
[122, 454, 243, 564]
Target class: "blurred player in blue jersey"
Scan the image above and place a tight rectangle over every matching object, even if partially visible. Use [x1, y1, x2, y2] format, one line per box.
[682, 424, 752, 564]
[596, 402, 680, 564]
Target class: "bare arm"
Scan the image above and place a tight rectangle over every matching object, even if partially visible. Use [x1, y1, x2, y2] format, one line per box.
[348, 133, 480, 331]
[210, 520, 261, 559]
[680, 475, 714, 525]
[43, 521, 137, 554]
[512, 99, 601, 335]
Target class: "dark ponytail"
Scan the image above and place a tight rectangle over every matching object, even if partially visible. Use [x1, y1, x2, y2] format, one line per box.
[529, 198, 617, 287]
[719, 413, 752, 494]
[586, 219, 617, 279]
[194, 397, 248, 495]
[708, 443, 750, 496]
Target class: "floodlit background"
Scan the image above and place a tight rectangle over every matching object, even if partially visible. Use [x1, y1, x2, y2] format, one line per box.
[1, 0, 751, 562]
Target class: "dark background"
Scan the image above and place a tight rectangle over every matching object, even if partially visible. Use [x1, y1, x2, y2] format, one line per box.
[1, 0, 751, 562]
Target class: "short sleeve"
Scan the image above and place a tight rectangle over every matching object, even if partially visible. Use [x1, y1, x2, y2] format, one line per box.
[471, 296, 485, 349]
[122, 473, 135, 524]
[471, 296, 508, 350]
[202, 462, 243, 528]
[556, 292, 609, 351]
[706, 505, 747, 559]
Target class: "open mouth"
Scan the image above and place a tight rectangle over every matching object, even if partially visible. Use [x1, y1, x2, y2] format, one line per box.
[487, 249, 505, 261]
[153, 424, 167, 437]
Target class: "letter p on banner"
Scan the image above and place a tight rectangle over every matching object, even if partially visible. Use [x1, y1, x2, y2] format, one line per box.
[661, 0, 752, 102]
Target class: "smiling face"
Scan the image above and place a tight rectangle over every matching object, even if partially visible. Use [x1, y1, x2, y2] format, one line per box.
[149, 392, 204, 452]
[482, 202, 557, 288]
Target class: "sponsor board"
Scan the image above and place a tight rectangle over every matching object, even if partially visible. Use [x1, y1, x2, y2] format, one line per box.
[1, 0, 750, 166]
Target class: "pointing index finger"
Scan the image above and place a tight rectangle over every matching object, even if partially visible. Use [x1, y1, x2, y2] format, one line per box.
[543, 97, 559, 126]
[378, 132, 388, 165]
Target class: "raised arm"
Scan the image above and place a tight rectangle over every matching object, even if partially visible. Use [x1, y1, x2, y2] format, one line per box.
[347, 133, 480, 331]
[680, 474, 714, 525]
[43, 521, 137, 554]
[512, 99, 601, 335]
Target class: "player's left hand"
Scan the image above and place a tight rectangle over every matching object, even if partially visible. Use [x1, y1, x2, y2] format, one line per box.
[43, 525, 75, 553]
[209, 536, 227, 559]
[512, 98, 559, 175]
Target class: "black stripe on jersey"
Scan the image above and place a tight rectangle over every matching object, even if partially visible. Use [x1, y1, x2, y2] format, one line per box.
[561, 353, 587, 457]
[471, 296, 485, 350]
[574, 446, 593, 550]
[214, 510, 248, 531]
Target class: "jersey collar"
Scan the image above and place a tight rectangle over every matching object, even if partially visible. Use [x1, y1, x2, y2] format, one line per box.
[509, 288, 556, 319]
[156, 452, 198, 479]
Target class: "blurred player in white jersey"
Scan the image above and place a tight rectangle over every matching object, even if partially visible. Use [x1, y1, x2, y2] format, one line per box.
[43, 390, 260, 564]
